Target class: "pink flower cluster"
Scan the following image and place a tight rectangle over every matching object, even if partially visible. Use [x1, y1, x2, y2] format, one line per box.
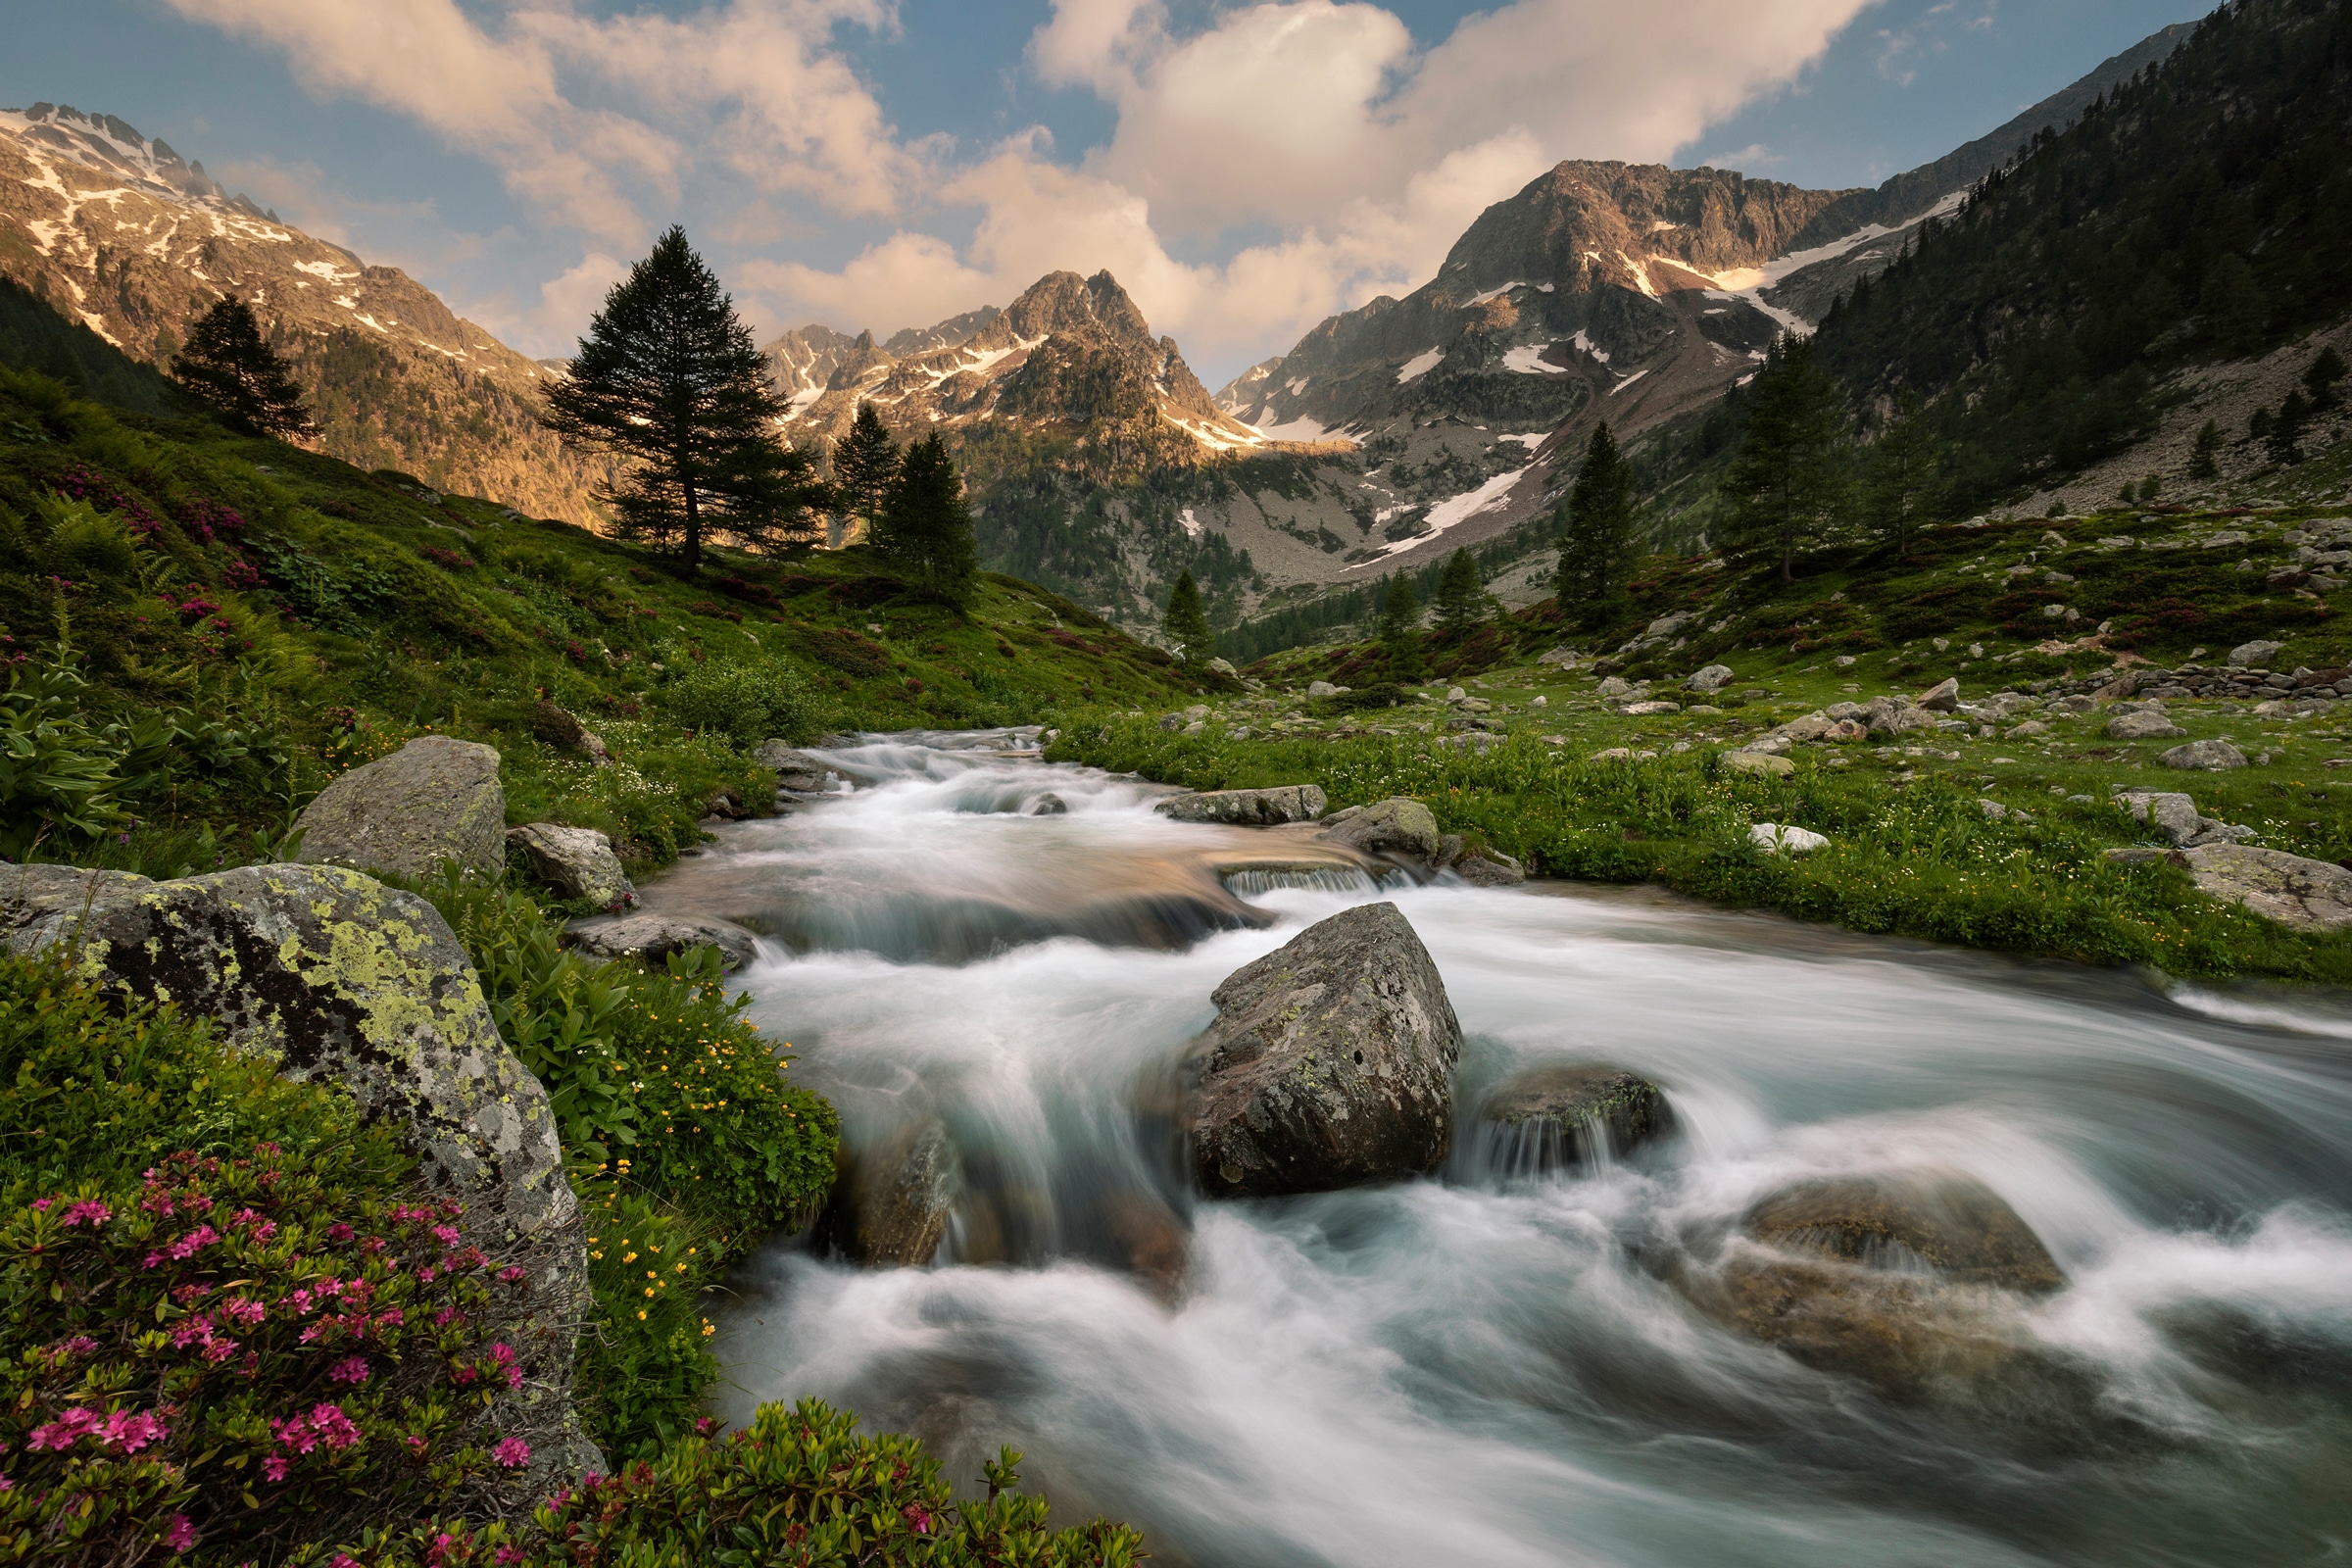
[26, 1405, 170, 1454]
[173, 498, 247, 543]
[223, 558, 266, 591]
[51, 464, 163, 536]
[263, 1402, 363, 1479]
[142, 1224, 220, 1269]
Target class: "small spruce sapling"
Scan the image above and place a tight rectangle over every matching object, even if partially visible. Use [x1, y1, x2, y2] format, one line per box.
[2187, 418, 2224, 480]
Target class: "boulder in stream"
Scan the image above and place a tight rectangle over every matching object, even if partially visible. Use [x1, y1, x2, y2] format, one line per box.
[1320, 797, 1441, 862]
[812, 1117, 961, 1267]
[755, 740, 837, 793]
[295, 735, 506, 879]
[1155, 784, 1328, 825]
[1482, 1064, 1675, 1171]
[1189, 902, 1462, 1198]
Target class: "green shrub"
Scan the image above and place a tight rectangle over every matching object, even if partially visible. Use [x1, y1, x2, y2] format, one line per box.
[324, 1400, 1145, 1568]
[569, 1186, 720, 1461]
[656, 656, 825, 749]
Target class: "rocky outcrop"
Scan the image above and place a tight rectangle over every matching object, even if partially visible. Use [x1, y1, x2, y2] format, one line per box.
[2180, 844, 2352, 931]
[1155, 785, 1328, 825]
[2115, 790, 2255, 849]
[295, 736, 506, 879]
[565, 912, 760, 970]
[812, 1118, 960, 1267]
[506, 824, 635, 909]
[1482, 1064, 1674, 1171]
[1863, 697, 1938, 736]
[0, 860, 597, 1495]
[754, 741, 838, 794]
[1190, 903, 1462, 1198]
[1320, 798, 1441, 862]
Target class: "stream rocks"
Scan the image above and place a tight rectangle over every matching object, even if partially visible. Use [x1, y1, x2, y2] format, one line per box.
[1436, 834, 1525, 887]
[812, 1117, 960, 1266]
[0, 860, 598, 1494]
[295, 735, 507, 878]
[2180, 844, 2352, 931]
[507, 823, 635, 908]
[754, 741, 838, 794]
[1155, 784, 1328, 825]
[1190, 902, 1462, 1198]
[1320, 797, 1441, 861]
[565, 912, 760, 969]
[1481, 1065, 1674, 1171]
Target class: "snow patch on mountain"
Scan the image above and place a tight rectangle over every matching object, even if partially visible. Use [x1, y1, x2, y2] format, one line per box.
[1349, 468, 1526, 568]
[1396, 348, 1445, 383]
[1501, 343, 1569, 375]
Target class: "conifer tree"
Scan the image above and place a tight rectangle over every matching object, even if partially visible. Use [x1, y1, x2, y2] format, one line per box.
[1865, 391, 1942, 558]
[2269, 390, 2310, 466]
[1719, 333, 1848, 584]
[1430, 548, 1489, 641]
[1555, 422, 1636, 626]
[542, 226, 822, 572]
[871, 433, 979, 605]
[2304, 347, 2346, 412]
[830, 402, 900, 545]
[1161, 569, 1214, 666]
[2198, 255, 2266, 356]
[1378, 574, 1423, 680]
[170, 296, 314, 438]
[2186, 418, 2224, 480]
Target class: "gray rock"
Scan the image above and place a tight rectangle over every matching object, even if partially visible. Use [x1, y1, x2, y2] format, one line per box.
[812, 1118, 959, 1266]
[754, 740, 837, 793]
[1483, 1064, 1674, 1170]
[1746, 1172, 2065, 1292]
[2104, 846, 2189, 867]
[1750, 822, 1829, 855]
[1621, 700, 1682, 715]
[1320, 796, 1441, 861]
[2107, 710, 2186, 740]
[1190, 903, 1462, 1198]
[2230, 639, 2285, 667]
[1864, 698, 1937, 736]
[295, 735, 506, 879]
[1595, 676, 1635, 699]
[2161, 739, 2249, 770]
[1156, 784, 1328, 825]
[1206, 658, 1239, 677]
[2048, 694, 2098, 716]
[2180, 844, 2352, 930]
[1722, 751, 1795, 776]
[1915, 678, 1961, 711]
[2118, 791, 2204, 846]
[566, 912, 760, 970]
[1031, 792, 1068, 816]
[1306, 681, 1344, 700]
[0, 861, 595, 1495]
[1453, 848, 1526, 887]
[507, 823, 635, 909]
[1686, 664, 1735, 693]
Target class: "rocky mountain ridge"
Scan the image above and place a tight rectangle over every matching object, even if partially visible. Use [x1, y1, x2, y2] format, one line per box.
[0, 102, 616, 523]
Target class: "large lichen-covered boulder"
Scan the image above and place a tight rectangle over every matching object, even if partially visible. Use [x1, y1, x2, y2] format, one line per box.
[0, 860, 598, 1496]
[2181, 844, 2352, 931]
[1189, 902, 1462, 1199]
[296, 735, 506, 879]
[1319, 798, 1441, 862]
[1154, 785, 1327, 825]
[507, 823, 635, 910]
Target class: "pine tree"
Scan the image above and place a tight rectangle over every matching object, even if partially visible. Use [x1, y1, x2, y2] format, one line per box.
[1430, 548, 1489, 641]
[830, 402, 900, 546]
[1161, 569, 1214, 666]
[1719, 333, 1848, 584]
[1555, 422, 1636, 626]
[170, 297, 314, 438]
[542, 226, 823, 573]
[1865, 391, 1942, 558]
[871, 433, 979, 606]
[2187, 418, 2224, 480]
[2269, 390, 2310, 466]
[2198, 255, 2267, 355]
[2304, 347, 2346, 412]
[1378, 574, 1423, 681]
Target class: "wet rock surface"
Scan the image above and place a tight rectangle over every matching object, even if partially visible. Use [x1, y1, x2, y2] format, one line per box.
[295, 735, 507, 878]
[812, 1117, 961, 1267]
[1189, 902, 1462, 1199]
[1481, 1064, 1674, 1171]
[755, 740, 838, 794]
[1320, 797, 1441, 862]
[566, 911, 761, 969]
[1155, 784, 1329, 825]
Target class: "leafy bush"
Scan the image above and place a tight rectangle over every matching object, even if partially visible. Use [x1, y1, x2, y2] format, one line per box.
[0, 1146, 537, 1564]
[324, 1400, 1144, 1568]
[656, 657, 825, 749]
[569, 1187, 719, 1461]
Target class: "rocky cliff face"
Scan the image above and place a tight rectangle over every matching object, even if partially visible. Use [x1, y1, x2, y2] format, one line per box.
[0, 103, 617, 524]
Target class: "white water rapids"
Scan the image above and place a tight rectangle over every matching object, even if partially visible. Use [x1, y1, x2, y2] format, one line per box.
[650, 731, 2352, 1566]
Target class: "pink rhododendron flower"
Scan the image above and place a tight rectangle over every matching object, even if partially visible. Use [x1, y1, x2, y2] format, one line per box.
[492, 1437, 530, 1469]
[328, 1355, 369, 1384]
[164, 1515, 196, 1553]
[61, 1200, 111, 1227]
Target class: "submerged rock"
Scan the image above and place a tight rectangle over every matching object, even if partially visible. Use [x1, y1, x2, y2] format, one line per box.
[1744, 1172, 2066, 1292]
[507, 823, 635, 909]
[1482, 1064, 1674, 1171]
[812, 1118, 960, 1267]
[754, 740, 837, 794]
[1190, 902, 1462, 1199]
[295, 735, 506, 878]
[1320, 797, 1441, 862]
[2180, 844, 2352, 931]
[566, 912, 760, 969]
[1031, 792, 1069, 816]
[1155, 784, 1328, 825]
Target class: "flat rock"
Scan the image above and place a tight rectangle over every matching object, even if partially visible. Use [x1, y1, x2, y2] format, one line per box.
[1320, 797, 1440, 861]
[1156, 784, 1329, 825]
[566, 911, 760, 969]
[1483, 1064, 1675, 1171]
[507, 823, 635, 909]
[1723, 751, 1795, 776]
[1190, 903, 1462, 1199]
[295, 735, 505, 879]
[1621, 700, 1682, 715]
[2107, 710, 2186, 740]
[2161, 739, 2249, 770]
[2181, 844, 2352, 930]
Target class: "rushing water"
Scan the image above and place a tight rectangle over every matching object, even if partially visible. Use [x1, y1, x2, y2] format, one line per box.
[659, 730, 2352, 1567]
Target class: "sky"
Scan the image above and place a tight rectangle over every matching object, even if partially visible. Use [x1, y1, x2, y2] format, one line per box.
[5, 0, 2216, 384]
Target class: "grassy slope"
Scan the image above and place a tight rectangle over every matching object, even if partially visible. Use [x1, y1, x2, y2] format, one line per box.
[0, 365, 1209, 878]
[1053, 505, 2352, 982]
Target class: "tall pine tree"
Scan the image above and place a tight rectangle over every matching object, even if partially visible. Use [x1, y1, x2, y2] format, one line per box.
[1162, 569, 1214, 666]
[543, 226, 824, 572]
[1865, 391, 1942, 558]
[830, 402, 900, 546]
[1430, 548, 1489, 641]
[872, 433, 980, 606]
[1555, 422, 1635, 626]
[1378, 574, 1423, 680]
[170, 297, 314, 438]
[1720, 333, 1848, 584]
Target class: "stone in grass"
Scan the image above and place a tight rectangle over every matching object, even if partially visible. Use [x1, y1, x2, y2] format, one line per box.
[1749, 822, 1829, 855]
[1156, 785, 1328, 825]
[1915, 677, 1961, 711]
[1621, 700, 1682, 715]
[507, 823, 635, 909]
[1723, 751, 1795, 777]
[2104, 846, 2190, 868]
[295, 734, 506, 879]
[1685, 664, 1735, 693]
[2107, 709, 2187, 740]
[2181, 845, 2352, 931]
[2161, 739, 2249, 770]
[2230, 639, 2285, 668]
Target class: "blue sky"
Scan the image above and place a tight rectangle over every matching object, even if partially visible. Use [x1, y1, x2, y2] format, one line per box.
[6, 0, 2213, 380]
